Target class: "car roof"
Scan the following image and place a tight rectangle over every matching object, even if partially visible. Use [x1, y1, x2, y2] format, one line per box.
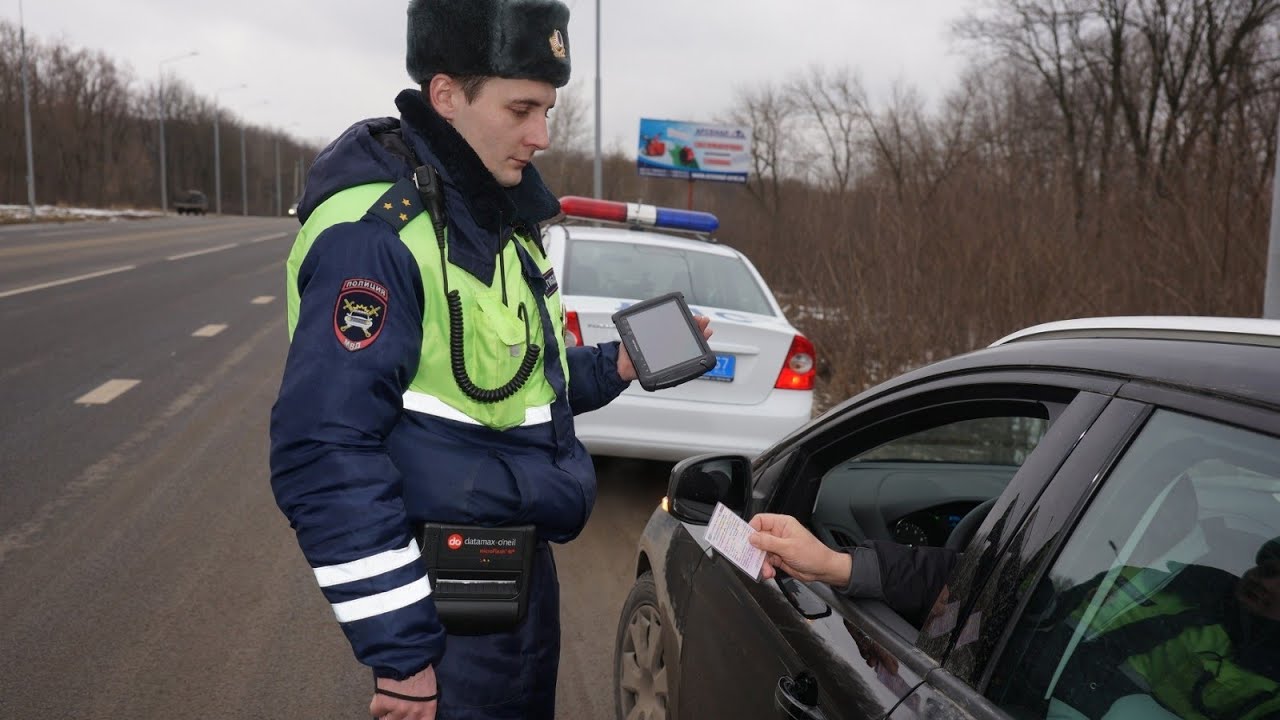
[547, 223, 744, 259]
[814, 317, 1280, 428]
[991, 316, 1280, 348]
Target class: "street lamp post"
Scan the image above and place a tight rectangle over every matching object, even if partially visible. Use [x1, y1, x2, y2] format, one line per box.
[19, 0, 36, 219]
[239, 100, 270, 216]
[593, 0, 602, 199]
[275, 123, 301, 216]
[157, 50, 199, 213]
[213, 84, 247, 215]
[274, 136, 282, 216]
[1266, 117, 1280, 318]
[240, 124, 248, 216]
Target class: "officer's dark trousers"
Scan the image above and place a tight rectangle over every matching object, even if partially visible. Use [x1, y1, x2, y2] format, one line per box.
[436, 544, 560, 719]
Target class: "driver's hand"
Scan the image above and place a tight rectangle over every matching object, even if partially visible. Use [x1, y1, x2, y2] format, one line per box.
[749, 513, 851, 586]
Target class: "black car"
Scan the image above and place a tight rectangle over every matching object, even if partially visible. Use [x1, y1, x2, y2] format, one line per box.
[614, 317, 1280, 720]
[173, 189, 209, 216]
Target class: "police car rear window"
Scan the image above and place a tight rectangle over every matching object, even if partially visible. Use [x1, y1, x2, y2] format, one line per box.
[563, 239, 774, 316]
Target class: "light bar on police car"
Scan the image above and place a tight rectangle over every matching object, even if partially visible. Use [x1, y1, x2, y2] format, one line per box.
[559, 197, 719, 234]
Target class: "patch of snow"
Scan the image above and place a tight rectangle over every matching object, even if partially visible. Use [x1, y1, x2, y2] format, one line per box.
[0, 204, 164, 223]
[784, 304, 848, 323]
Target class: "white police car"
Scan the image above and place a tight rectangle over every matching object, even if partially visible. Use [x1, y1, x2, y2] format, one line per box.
[543, 197, 815, 462]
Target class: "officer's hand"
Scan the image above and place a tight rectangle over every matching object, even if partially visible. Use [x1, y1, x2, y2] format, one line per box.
[616, 315, 712, 382]
[749, 513, 851, 586]
[369, 665, 438, 720]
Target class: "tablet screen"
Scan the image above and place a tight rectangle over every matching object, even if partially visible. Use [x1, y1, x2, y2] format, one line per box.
[626, 299, 703, 371]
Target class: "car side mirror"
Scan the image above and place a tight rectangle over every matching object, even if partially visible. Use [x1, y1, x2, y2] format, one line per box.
[667, 454, 752, 524]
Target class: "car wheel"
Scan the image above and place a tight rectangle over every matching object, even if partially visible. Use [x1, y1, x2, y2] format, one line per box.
[615, 571, 671, 720]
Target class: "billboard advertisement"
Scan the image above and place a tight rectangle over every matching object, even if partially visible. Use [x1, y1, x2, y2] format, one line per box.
[637, 119, 752, 184]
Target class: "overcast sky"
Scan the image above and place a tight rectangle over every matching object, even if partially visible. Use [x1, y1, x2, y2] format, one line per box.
[16, 0, 976, 152]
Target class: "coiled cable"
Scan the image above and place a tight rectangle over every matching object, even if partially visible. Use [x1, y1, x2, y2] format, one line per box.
[416, 165, 541, 404]
[445, 291, 540, 404]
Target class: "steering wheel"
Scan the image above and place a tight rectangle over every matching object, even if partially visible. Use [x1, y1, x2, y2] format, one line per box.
[945, 497, 999, 552]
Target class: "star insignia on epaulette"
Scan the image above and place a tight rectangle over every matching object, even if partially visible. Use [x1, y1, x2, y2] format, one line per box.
[383, 202, 393, 210]
[399, 213, 409, 222]
[401, 198, 411, 207]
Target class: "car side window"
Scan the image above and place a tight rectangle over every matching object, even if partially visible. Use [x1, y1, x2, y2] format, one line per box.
[987, 410, 1280, 720]
[808, 405, 1052, 635]
[814, 414, 1049, 549]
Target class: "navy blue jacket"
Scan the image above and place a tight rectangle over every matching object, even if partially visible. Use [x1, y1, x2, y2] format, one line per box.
[269, 90, 629, 680]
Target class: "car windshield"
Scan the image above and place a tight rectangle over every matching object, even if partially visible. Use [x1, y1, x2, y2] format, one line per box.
[563, 239, 774, 316]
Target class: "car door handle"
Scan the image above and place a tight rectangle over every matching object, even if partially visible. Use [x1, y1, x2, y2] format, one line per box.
[775, 671, 827, 720]
[778, 577, 832, 620]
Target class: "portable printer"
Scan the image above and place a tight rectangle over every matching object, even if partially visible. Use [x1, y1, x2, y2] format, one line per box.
[418, 523, 536, 635]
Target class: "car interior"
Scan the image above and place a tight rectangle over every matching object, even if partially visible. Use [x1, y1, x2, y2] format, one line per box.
[808, 414, 1048, 550]
[797, 411, 1052, 637]
[812, 461, 1013, 549]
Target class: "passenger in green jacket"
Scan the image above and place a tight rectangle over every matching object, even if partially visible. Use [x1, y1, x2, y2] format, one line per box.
[1047, 538, 1280, 720]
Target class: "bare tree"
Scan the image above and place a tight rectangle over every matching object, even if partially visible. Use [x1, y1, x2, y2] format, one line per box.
[0, 20, 321, 214]
[789, 66, 867, 193]
[726, 81, 797, 215]
[548, 80, 589, 150]
[958, 0, 1102, 225]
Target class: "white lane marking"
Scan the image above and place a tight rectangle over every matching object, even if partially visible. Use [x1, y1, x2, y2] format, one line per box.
[0, 265, 137, 300]
[244, 232, 288, 244]
[251, 296, 276, 305]
[0, 320, 279, 566]
[167, 243, 239, 261]
[193, 324, 228, 337]
[76, 379, 141, 405]
[33, 227, 92, 238]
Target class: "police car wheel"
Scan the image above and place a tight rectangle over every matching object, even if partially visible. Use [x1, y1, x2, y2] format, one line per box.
[615, 572, 670, 720]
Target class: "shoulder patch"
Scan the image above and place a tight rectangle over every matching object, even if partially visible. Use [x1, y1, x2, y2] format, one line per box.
[334, 278, 389, 351]
[543, 267, 559, 297]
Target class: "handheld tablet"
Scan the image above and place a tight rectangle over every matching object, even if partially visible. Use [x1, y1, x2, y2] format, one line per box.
[611, 292, 716, 392]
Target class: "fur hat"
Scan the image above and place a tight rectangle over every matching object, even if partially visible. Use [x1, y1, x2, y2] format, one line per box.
[1260, 537, 1280, 566]
[406, 0, 571, 88]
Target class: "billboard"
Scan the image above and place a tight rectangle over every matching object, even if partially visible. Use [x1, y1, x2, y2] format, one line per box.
[637, 119, 752, 184]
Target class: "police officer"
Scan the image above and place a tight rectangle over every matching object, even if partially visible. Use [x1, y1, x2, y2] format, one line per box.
[269, 2, 710, 718]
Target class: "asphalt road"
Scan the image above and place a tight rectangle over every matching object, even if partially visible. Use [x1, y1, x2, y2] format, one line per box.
[0, 216, 671, 719]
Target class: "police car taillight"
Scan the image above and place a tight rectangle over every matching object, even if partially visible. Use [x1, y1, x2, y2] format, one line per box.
[564, 310, 584, 347]
[559, 197, 720, 234]
[775, 334, 816, 391]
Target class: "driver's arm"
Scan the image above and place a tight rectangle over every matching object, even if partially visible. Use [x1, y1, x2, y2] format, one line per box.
[750, 513, 958, 625]
[850, 541, 959, 626]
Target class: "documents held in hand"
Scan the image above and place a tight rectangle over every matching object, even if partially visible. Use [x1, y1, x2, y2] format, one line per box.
[705, 502, 765, 580]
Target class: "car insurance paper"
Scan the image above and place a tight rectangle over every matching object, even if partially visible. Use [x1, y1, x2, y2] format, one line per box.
[705, 502, 765, 580]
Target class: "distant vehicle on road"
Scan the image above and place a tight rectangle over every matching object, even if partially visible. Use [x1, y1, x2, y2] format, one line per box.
[173, 190, 208, 216]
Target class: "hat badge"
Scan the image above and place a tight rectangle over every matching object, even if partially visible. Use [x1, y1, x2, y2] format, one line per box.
[549, 29, 566, 59]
